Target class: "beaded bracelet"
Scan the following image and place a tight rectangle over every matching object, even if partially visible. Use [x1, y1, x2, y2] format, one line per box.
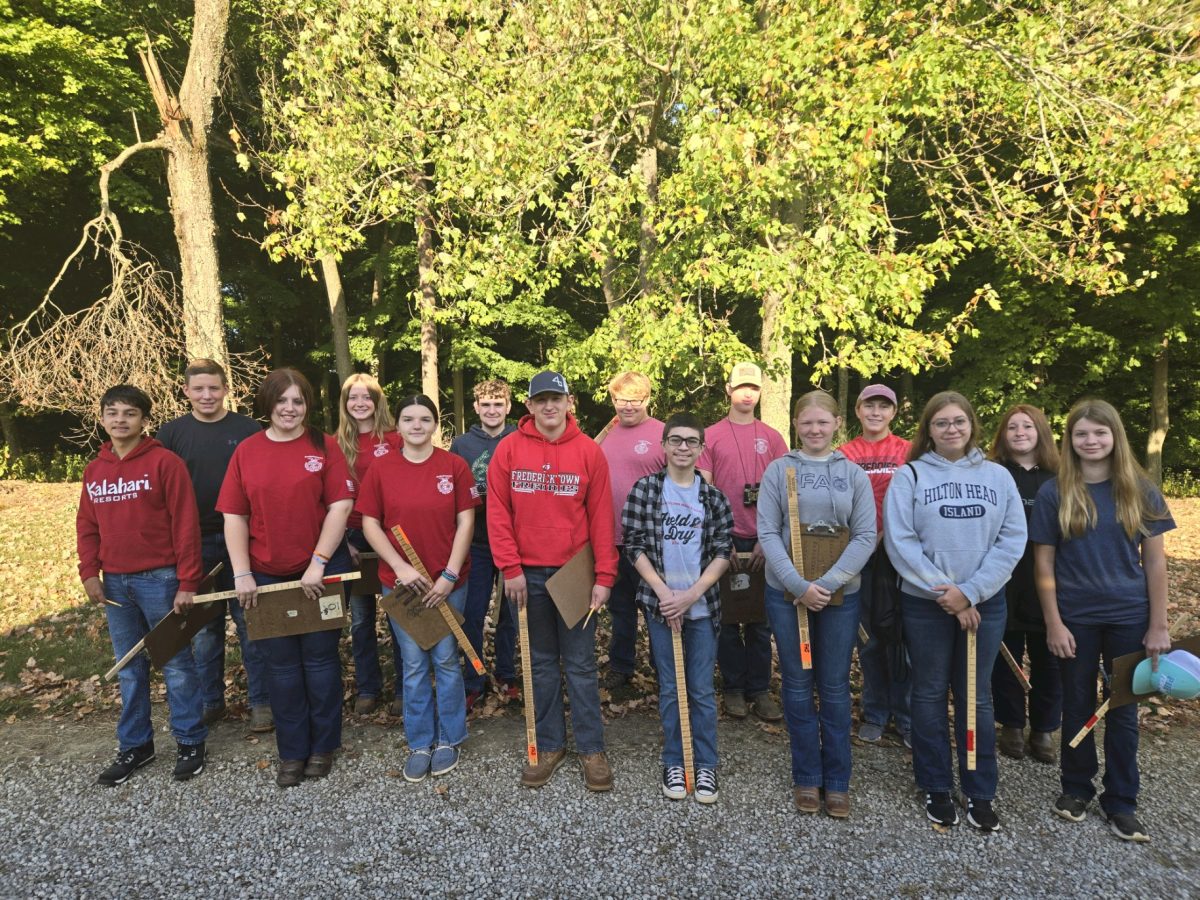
[312, 555, 328, 566]
[441, 568, 459, 584]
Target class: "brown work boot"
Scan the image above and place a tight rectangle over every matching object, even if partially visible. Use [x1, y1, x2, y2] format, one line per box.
[354, 696, 379, 716]
[276, 759, 305, 788]
[825, 790, 851, 819]
[1028, 730, 1056, 764]
[303, 752, 334, 779]
[249, 705, 274, 733]
[580, 751, 614, 792]
[998, 724, 1025, 760]
[723, 691, 748, 719]
[520, 749, 567, 788]
[794, 786, 820, 814]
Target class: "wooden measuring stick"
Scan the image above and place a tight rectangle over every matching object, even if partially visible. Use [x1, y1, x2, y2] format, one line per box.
[785, 469, 812, 670]
[594, 415, 619, 445]
[518, 603, 538, 766]
[858, 623, 870, 644]
[999, 643, 1032, 692]
[390, 525, 484, 676]
[105, 641, 145, 681]
[190, 571, 360, 605]
[965, 629, 977, 771]
[672, 627, 694, 795]
[1069, 698, 1110, 749]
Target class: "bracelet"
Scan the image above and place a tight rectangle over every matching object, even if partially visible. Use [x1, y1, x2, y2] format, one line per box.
[312, 550, 330, 563]
[441, 568, 459, 584]
[234, 572, 254, 580]
[312, 555, 328, 567]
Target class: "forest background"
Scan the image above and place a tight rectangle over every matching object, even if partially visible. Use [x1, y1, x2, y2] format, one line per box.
[2, 0, 1199, 489]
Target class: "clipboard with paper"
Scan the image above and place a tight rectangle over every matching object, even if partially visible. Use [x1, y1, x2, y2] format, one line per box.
[547, 544, 596, 629]
[788, 521, 850, 607]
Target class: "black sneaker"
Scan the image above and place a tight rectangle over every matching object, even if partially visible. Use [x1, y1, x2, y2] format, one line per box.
[662, 765, 687, 801]
[925, 791, 958, 827]
[1054, 793, 1088, 823]
[97, 742, 155, 786]
[695, 768, 718, 805]
[173, 742, 206, 781]
[966, 798, 1001, 832]
[1107, 811, 1150, 843]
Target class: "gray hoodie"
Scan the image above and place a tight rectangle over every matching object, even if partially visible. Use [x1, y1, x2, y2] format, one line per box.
[882, 449, 1027, 606]
[758, 450, 877, 597]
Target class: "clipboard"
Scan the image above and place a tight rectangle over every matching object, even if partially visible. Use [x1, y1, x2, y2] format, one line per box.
[381, 584, 464, 651]
[245, 584, 349, 640]
[142, 564, 224, 668]
[546, 544, 595, 629]
[1109, 633, 1200, 708]
[788, 522, 850, 607]
[354, 552, 382, 595]
[719, 554, 767, 624]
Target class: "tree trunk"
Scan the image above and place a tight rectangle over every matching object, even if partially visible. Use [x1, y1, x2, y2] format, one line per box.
[415, 181, 439, 403]
[319, 253, 352, 385]
[637, 144, 658, 299]
[453, 365, 465, 437]
[837, 363, 849, 421]
[0, 401, 19, 454]
[370, 223, 391, 382]
[760, 288, 791, 443]
[900, 371, 915, 421]
[1146, 336, 1169, 486]
[271, 320, 283, 368]
[139, 0, 231, 369]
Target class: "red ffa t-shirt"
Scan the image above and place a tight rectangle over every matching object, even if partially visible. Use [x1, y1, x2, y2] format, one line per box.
[698, 418, 788, 539]
[216, 431, 355, 576]
[355, 447, 480, 588]
[347, 430, 403, 529]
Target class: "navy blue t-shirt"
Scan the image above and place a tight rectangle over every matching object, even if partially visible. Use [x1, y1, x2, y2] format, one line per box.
[1029, 478, 1174, 625]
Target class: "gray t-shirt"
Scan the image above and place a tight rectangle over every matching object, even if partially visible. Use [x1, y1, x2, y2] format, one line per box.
[661, 475, 708, 620]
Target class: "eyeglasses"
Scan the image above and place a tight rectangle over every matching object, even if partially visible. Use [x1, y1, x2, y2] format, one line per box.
[931, 417, 970, 432]
[614, 397, 645, 408]
[665, 436, 702, 448]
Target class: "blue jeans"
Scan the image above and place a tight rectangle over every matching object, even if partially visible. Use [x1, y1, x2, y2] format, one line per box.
[1059, 619, 1145, 814]
[902, 590, 1006, 800]
[254, 546, 350, 760]
[522, 567, 605, 754]
[992, 628, 1061, 732]
[462, 543, 516, 692]
[388, 585, 470, 751]
[647, 616, 719, 770]
[767, 586, 859, 792]
[607, 552, 655, 677]
[192, 531, 270, 710]
[347, 528, 403, 701]
[718, 535, 773, 697]
[104, 568, 206, 750]
[857, 554, 911, 734]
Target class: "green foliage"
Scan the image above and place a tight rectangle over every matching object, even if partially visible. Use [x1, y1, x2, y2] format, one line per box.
[0, 447, 87, 483]
[1163, 468, 1200, 499]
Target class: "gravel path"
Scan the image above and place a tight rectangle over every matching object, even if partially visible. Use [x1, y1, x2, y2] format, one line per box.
[1, 708, 1197, 898]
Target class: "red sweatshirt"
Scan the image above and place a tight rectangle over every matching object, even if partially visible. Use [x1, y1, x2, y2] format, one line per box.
[77, 438, 203, 591]
[486, 413, 618, 586]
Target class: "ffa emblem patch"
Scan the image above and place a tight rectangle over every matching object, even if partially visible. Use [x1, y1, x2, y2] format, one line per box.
[437, 474, 454, 495]
[304, 455, 324, 473]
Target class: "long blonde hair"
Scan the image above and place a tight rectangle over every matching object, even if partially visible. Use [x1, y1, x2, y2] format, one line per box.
[337, 374, 394, 472]
[1056, 398, 1164, 539]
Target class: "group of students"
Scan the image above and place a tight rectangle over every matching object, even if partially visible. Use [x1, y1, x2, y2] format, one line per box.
[77, 358, 1174, 843]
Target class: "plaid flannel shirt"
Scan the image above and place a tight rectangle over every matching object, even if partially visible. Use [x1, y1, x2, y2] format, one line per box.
[620, 470, 734, 623]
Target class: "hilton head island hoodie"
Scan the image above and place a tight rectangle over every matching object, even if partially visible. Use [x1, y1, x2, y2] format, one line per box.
[882, 448, 1026, 606]
[76, 438, 204, 591]
[486, 413, 618, 587]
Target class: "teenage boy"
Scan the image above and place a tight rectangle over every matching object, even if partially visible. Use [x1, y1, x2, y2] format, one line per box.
[156, 359, 271, 732]
[698, 362, 787, 722]
[78, 385, 207, 784]
[599, 371, 665, 692]
[839, 383, 912, 745]
[622, 413, 733, 804]
[488, 370, 619, 791]
[451, 379, 519, 708]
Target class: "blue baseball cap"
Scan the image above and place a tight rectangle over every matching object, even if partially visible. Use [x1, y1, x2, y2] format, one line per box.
[1131, 650, 1200, 700]
[528, 370, 570, 399]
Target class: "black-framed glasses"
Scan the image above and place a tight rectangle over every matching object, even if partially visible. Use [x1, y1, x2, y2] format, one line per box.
[614, 397, 645, 408]
[665, 436, 702, 448]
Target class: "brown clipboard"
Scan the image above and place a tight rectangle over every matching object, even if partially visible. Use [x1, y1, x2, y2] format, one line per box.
[788, 523, 850, 607]
[245, 584, 349, 640]
[1109, 633, 1200, 709]
[355, 552, 382, 595]
[142, 564, 225, 669]
[719, 554, 767, 624]
[546, 544, 595, 629]
[380, 585, 464, 651]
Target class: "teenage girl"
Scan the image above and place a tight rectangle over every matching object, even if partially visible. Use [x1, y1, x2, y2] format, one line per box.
[1031, 398, 1174, 843]
[358, 395, 479, 782]
[988, 405, 1061, 763]
[336, 374, 404, 716]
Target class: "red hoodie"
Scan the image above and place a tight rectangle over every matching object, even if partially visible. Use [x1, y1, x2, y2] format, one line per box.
[486, 413, 617, 586]
[77, 438, 203, 591]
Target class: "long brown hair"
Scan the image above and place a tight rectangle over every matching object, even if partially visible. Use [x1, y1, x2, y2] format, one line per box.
[255, 368, 324, 452]
[1057, 398, 1167, 539]
[988, 404, 1059, 472]
[337, 374, 394, 472]
[907, 391, 981, 462]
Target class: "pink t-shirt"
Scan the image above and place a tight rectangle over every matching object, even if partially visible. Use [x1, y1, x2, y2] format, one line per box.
[601, 416, 666, 544]
[698, 418, 788, 538]
[839, 432, 911, 533]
